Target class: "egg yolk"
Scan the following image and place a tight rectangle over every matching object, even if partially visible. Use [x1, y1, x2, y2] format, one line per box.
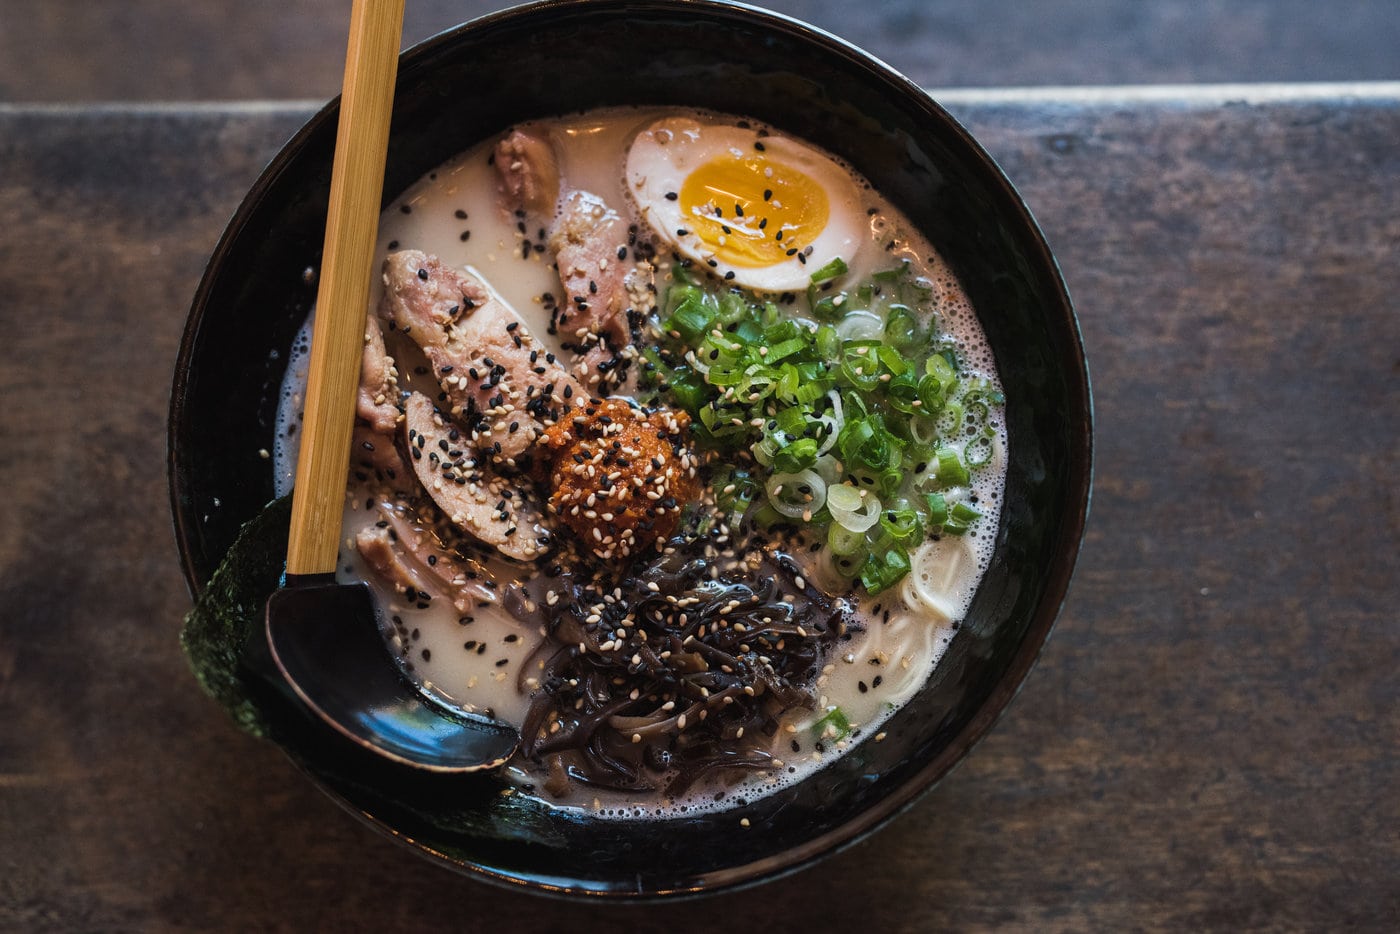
[679, 153, 829, 269]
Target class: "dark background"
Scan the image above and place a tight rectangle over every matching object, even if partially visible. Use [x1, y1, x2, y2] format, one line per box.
[0, 0, 1397, 101]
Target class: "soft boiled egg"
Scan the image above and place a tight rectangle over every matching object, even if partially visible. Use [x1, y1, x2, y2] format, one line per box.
[625, 116, 865, 293]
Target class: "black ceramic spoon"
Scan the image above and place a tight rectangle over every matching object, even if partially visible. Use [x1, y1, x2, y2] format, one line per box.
[260, 0, 518, 772]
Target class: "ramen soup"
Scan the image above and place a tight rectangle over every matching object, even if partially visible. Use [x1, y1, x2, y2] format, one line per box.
[275, 108, 1006, 818]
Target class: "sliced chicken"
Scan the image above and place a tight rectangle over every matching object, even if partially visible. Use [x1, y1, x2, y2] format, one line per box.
[356, 315, 400, 433]
[550, 191, 631, 347]
[354, 500, 497, 614]
[379, 250, 583, 467]
[494, 130, 651, 395]
[550, 191, 646, 394]
[495, 128, 560, 219]
[402, 392, 553, 561]
[348, 424, 416, 496]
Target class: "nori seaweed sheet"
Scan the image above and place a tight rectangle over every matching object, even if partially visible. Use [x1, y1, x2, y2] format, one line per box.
[179, 495, 291, 737]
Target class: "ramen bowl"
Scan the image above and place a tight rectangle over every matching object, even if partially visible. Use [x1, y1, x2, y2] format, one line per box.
[169, 0, 1091, 899]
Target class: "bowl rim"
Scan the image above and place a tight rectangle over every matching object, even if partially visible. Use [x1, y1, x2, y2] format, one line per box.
[169, 0, 1093, 900]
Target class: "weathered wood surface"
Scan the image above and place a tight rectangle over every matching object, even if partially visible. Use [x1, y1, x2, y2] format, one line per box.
[4, 0, 1400, 101]
[0, 93, 1396, 930]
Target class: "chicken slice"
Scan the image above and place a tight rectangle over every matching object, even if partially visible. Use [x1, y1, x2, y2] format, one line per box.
[354, 500, 497, 614]
[348, 424, 416, 496]
[379, 250, 583, 468]
[550, 191, 647, 394]
[495, 128, 560, 219]
[493, 130, 650, 395]
[355, 315, 400, 433]
[402, 392, 552, 561]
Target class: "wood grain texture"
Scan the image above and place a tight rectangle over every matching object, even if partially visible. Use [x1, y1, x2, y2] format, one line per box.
[286, 0, 403, 574]
[0, 95, 1396, 930]
[1, 1, 1398, 102]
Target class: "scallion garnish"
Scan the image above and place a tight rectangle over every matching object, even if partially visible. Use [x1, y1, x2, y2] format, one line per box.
[809, 256, 849, 284]
[812, 706, 853, 740]
[641, 258, 1001, 594]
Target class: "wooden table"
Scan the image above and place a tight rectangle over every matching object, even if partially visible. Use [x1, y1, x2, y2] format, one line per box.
[2, 86, 1396, 930]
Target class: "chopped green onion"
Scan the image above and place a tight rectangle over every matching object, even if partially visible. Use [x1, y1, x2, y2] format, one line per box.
[841, 344, 884, 392]
[811, 293, 846, 321]
[667, 369, 708, 414]
[827, 484, 881, 532]
[765, 469, 827, 520]
[884, 304, 920, 348]
[886, 371, 922, 414]
[809, 256, 849, 284]
[860, 546, 911, 595]
[714, 467, 759, 518]
[965, 431, 994, 467]
[951, 501, 981, 523]
[651, 260, 1000, 595]
[827, 522, 868, 557]
[932, 446, 970, 488]
[835, 311, 885, 342]
[925, 492, 948, 528]
[941, 500, 982, 535]
[880, 505, 923, 548]
[812, 706, 853, 740]
[772, 437, 820, 473]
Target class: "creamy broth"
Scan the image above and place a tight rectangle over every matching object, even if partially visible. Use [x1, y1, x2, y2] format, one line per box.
[275, 107, 1006, 817]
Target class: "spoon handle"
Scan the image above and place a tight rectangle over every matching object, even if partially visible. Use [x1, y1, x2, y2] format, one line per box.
[287, 0, 406, 576]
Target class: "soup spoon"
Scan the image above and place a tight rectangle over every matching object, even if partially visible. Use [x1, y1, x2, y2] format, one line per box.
[258, 0, 519, 772]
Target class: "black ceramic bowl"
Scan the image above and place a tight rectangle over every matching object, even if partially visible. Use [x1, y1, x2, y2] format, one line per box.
[169, 0, 1091, 899]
